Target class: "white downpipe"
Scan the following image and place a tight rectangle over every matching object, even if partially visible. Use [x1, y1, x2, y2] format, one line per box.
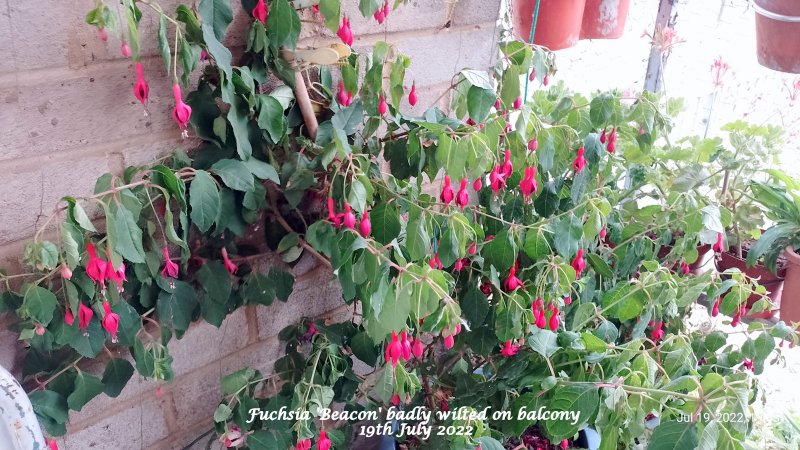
[0, 365, 47, 450]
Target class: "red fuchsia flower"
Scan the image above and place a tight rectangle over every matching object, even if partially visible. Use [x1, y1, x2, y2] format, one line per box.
[327, 198, 341, 228]
[527, 139, 538, 152]
[390, 393, 401, 406]
[543, 74, 550, 86]
[468, 242, 477, 255]
[650, 321, 664, 341]
[561, 439, 569, 450]
[599, 228, 607, 239]
[78, 303, 93, 333]
[359, 210, 372, 237]
[600, 129, 607, 144]
[385, 331, 403, 366]
[529, 69, 536, 82]
[535, 310, 546, 329]
[549, 308, 560, 331]
[102, 302, 120, 343]
[408, 82, 418, 106]
[564, 296, 572, 305]
[318, 430, 332, 450]
[466, 118, 476, 126]
[161, 247, 179, 279]
[337, 17, 353, 46]
[382, 1, 390, 18]
[503, 265, 524, 292]
[455, 179, 469, 209]
[519, 167, 538, 202]
[512, 96, 522, 110]
[443, 334, 455, 349]
[711, 57, 729, 88]
[105, 249, 126, 293]
[500, 340, 519, 357]
[378, 95, 388, 115]
[429, 253, 443, 270]
[412, 337, 424, 358]
[731, 307, 743, 327]
[607, 127, 617, 153]
[493, 99, 501, 110]
[98, 28, 108, 42]
[741, 358, 754, 372]
[480, 280, 492, 296]
[342, 203, 357, 230]
[573, 147, 587, 173]
[440, 176, 455, 205]
[60, 263, 72, 280]
[221, 248, 238, 275]
[712, 232, 725, 254]
[711, 297, 721, 317]
[65, 307, 75, 326]
[679, 261, 690, 275]
[133, 63, 149, 105]
[374, 5, 386, 24]
[171, 84, 193, 133]
[489, 166, 505, 197]
[295, 439, 312, 450]
[336, 82, 353, 107]
[571, 249, 586, 277]
[120, 41, 131, 58]
[501, 149, 513, 178]
[222, 424, 244, 447]
[454, 258, 465, 272]
[400, 331, 412, 361]
[473, 177, 483, 191]
[252, 0, 267, 24]
[85, 243, 107, 285]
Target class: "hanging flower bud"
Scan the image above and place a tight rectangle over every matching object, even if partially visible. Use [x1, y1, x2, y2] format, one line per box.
[466, 118, 476, 126]
[120, 41, 131, 58]
[374, 6, 386, 24]
[543, 74, 550, 86]
[327, 198, 341, 228]
[47, 439, 58, 450]
[512, 96, 522, 110]
[494, 98, 501, 110]
[161, 247, 179, 279]
[455, 179, 469, 209]
[549, 309, 560, 331]
[171, 84, 193, 133]
[101, 302, 120, 343]
[105, 250, 126, 293]
[535, 310, 546, 329]
[712, 232, 725, 254]
[679, 261, 690, 275]
[573, 147, 587, 173]
[741, 358, 754, 372]
[529, 69, 536, 81]
[468, 242, 477, 255]
[503, 265, 524, 292]
[382, 1, 390, 18]
[564, 296, 572, 305]
[528, 139, 538, 152]
[400, 331, 412, 361]
[342, 203, 357, 230]
[500, 340, 519, 357]
[571, 249, 586, 277]
[607, 127, 617, 153]
[60, 263, 72, 280]
[443, 334, 455, 349]
[78, 303, 93, 333]
[133, 63, 149, 105]
[519, 167, 538, 202]
[650, 321, 664, 341]
[318, 430, 332, 450]
[65, 307, 75, 326]
[386, 331, 403, 366]
[252, 0, 268, 23]
[600, 129, 607, 144]
[408, 82, 418, 106]
[390, 393, 401, 406]
[98, 28, 108, 42]
[454, 258, 465, 272]
[336, 82, 349, 106]
[378, 95, 388, 115]
[599, 228, 607, 239]
[429, 253, 443, 270]
[359, 210, 372, 237]
[337, 17, 354, 46]
[711, 297, 721, 317]
[296, 439, 312, 450]
[221, 248, 238, 275]
[473, 177, 483, 191]
[731, 310, 741, 327]
[561, 439, 569, 450]
[501, 149, 513, 178]
[412, 337, 424, 358]
[440, 176, 455, 205]
[85, 243, 107, 286]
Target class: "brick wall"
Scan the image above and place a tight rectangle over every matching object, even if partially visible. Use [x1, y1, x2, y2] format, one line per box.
[0, 1, 503, 448]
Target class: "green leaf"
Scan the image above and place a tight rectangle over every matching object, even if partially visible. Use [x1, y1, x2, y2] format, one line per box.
[332, 101, 364, 135]
[211, 159, 255, 191]
[60, 223, 83, 268]
[648, 421, 698, 450]
[587, 253, 613, 278]
[221, 367, 256, 395]
[268, 268, 294, 301]
[112, 206, 146, 263]
[257, 95, 287, 143]
[319, 0, 340, 33]
[370, 203, 401, 245]
[64, 196, 96, 232]
[523, 227, 552, 260]
[248, 430, 291, 450]
[267, 0, 301, 49]
[483, 230, 516, 271]
[67, 372, 105, 411]
[30, 390, 68, 424]
[581, 331, 608, 352]
[461, 69, 493, 90]
[242, 273, 275, 306]
[528, 328, 559, 357]
[213, 403, 233, 422]
[157, 15, 171, 75]
[21, 285, 57, 326]
[350, 331, 380, 366]
[150, 165, 187, 210]
[436, 133, 465, 179]
[157, 280, 199, 332]
[462, 286, 490, 327]
[197, 261, 232, 303]
[542, 384, 598, 440]
[198, 0, 233, 41]
[102, 358, 134, 398]
[244, 158, 280, 184]
[466, 86, 495, 123]
[405, 218, 430, 262]
[201, 23, 232, 80]
[228, 95, 253, 160]
[189, 170, 220, 233]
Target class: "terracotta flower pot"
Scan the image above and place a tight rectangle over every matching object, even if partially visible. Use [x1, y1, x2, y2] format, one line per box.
[716, 250, 785, 319]
[512, 0, 587, 51]
[754, 0, 800, 73]
[690, 244, 712, 275]
[781, 246, 800, 323]
[580, 0, 630, 40]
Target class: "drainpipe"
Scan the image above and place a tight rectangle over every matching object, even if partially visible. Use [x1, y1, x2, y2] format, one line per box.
[643, 0, 678, 93]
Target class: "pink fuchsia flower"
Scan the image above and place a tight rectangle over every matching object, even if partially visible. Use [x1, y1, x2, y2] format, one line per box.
[468, 242, 477, 255]
[336, 82, 352, 107]
[327, 198, 341, 228]
[412, 337, 424, 358]
[78, 303, 93, 333]
[650, 321, 664, 341]
[337, 17, 353, 46]
[527, 139, 538, 152]
[519, 167, 538, 202]
[105, 249, 126, 293]
[741, 358, 754, 372]
[98, 28, 108, 42]
[342, 203, 357, 230]
[374, 6, 386, 24]
[252, 0, 267, 24]
[455, 179, 469, 209]
[443, 334, 455, 349]
[60, 263, 72, 280]
[385, 331, 403, 367]
[599, 228, 607, 239]
[573, 147, 587, 173]
[171, 84, 192, 133]
[549, 308, 560, 331]
[503, 265, 524, 292]
[85, 243, 107, 285]
[712, 232, 725, 254]
[161, 247, 179, 279]
[64, 307, 75, 326]
[295, 439, 311, 450]
[500, 340, 519, 357]
[378, 95, 388, 115]
[359, 210, 372, 237]
[501, 149, 513, 178]
[472, 177, 483, 192]
[561, 439, 569, 450]
[489, 165, 506, 197]
[101, 302, 120, 343]
[600, 129, 607, 144]
[711, 297, 721, 317]
[543, 74, 550, 86]
[428, 252, 443, 270]
[390, 393, 401, 406]
[47, 440, 58, 450]
[512, 96, 522, 110]
[440, 176, 455, 205]
[120, 41, 131, 58]
[408, 82, 418, 106]
[607, 127, 617, 153]
[679, 261, 690, 275]
[400, 331, 412, 361]
[571, 249, 586, 277]
[133, 63, 149, 105]
[318, 430, 332, 450]
[221, 248, 238, 275]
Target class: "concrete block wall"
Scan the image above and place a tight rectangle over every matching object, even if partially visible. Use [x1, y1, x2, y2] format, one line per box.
[0, 0, 503, 448]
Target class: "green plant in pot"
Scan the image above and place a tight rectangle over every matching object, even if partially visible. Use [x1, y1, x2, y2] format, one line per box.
[748, 169, 800, 323]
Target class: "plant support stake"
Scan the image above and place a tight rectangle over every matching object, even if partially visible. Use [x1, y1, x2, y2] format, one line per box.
[522, 0, 542, 105]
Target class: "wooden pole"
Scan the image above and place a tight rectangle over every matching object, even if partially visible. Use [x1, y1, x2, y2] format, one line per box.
[643, 0, 677, 93]
[293, 70, 318, 140]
